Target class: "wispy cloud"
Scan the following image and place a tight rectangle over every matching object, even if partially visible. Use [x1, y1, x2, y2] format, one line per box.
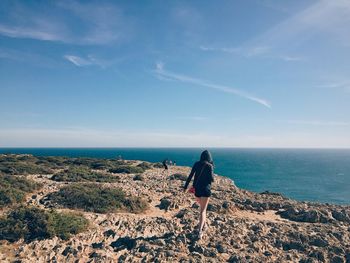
[201, 1, 350, 61]
[199, 45, 270, 57]
[63, 54, 107, 68]
[0, 47, 58, 67]
[200, 45, 304, 62]
[64, 55, 92, 67]
[316, 81, 350, 93]
[199, 46, 241, 54]
[250, 0, 350, 49]
[0, 24, 65, 42]
[279, 55, 304, 62]
[0, 1, 127, 45]
[283, 120, 350, 126]
[154, 62, 271, 108]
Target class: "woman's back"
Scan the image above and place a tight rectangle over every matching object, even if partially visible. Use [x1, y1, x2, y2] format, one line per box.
[192, 161, 213, 189]
[184, 150, 214, 190]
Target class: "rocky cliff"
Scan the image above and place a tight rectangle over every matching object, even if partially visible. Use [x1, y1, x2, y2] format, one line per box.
[0, 156, 350, 262]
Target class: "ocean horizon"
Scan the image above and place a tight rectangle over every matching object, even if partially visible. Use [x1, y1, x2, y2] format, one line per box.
[1, 147, 350, 205]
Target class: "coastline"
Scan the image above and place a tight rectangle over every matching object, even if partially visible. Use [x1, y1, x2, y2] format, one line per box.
[1, 148, 350, 205]
[0, 155, 349, 262]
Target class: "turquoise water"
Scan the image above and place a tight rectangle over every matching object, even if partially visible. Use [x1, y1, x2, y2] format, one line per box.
[1, 148, 350, 205]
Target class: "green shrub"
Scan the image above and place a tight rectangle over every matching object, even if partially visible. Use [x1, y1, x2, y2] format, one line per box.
[0, 175, 41, 192]
[137, 162, 152, 170]
[89, 160, 114, 170]
[0, 188, 25, 207]
[0, 206, 88, 243]
[108, 165, 144, 174]
[35, 156, 68, 169]
[47, 184, 148, 214]
[110, 160, 127, 166]
[0, 155, 18, 163]
[16, 155, 37, 162]
[0, 160, 53, 175]
[0, 175, 42, 207]
[122, 197, 149, 213]
[51, 167, 118, 183]
[48, 210, 89, 240]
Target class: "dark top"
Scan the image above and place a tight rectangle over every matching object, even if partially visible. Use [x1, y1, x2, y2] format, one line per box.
[184, 161, 214, 190]
[162, 159, 168, 167]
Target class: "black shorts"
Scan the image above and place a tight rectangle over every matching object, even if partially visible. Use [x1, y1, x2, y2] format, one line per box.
[195, 186, 211, 198]
[163, 164, 168, 170]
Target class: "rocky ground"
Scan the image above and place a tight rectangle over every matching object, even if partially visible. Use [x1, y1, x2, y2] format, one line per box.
[1, 162, 350, 263]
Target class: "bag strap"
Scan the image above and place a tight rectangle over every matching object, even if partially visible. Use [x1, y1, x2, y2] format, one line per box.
[194, 163, 207, 188]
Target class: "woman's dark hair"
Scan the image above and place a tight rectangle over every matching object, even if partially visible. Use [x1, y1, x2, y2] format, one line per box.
[200, 150, 213, 165]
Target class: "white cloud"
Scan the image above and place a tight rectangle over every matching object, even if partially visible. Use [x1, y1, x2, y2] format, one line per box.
[316, 81, 350, 93]
[0, 1, 127, 45]
[201, 0, 350, 61]
[156, 61, 164, 71]
[0, 24, 65, 42]
[279, 55, 305, 62]
[64, 55, 92, 67]
[0, 47, 57, 67]
[199, 46, 241, 54]
[154, 63, 271, 108]
[200, 45, 304, 62]
[250, 0, 350, 48]
[63, 54, 107, 68]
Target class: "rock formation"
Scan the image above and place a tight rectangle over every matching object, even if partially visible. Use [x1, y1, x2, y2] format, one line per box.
[0, 157, 349, 262]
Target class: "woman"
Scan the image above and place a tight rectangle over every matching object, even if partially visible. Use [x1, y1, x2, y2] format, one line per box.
[183, 150, 214, 239]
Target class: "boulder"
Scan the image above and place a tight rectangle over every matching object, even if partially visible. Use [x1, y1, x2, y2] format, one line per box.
[103, 229, 116, 238]
[278, 208, 333, 223]
[110, 237, 137, 251]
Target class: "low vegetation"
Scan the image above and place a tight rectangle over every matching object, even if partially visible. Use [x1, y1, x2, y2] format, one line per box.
[51, 167, 119, 183]
[35, 156, 68, 169]
[0, 155, 53, 175]
[0, 154, 156, 176]
[0, 161, 53, 175]
[137, 162, 152, 170]
[47, 184, 148, 214]
[0, 206, 88, 243]
[108, 165, 145, 174]
[0, 175, 42, 207]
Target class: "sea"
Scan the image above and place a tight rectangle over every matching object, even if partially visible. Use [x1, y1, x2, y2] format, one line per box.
[1, 148, 350, 205]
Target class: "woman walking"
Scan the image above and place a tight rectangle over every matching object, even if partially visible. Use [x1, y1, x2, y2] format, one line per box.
[183, 150, 214, 239]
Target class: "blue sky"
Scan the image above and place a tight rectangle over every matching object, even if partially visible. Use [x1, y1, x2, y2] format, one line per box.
[0, 0, 349, 147]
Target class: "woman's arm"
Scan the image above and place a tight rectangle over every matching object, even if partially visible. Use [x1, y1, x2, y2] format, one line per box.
[209, 164, 214, 183]
[183, 163, 197, 190]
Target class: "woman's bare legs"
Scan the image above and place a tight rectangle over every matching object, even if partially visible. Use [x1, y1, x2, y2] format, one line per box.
[198, 197, 210, 237]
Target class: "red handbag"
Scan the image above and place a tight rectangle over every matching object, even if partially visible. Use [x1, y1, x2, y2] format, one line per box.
[189, 187, 195, 194]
